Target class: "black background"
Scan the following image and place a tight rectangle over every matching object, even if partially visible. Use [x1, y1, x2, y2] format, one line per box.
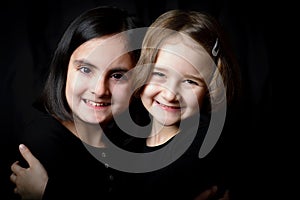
[0, 0, 271, 199]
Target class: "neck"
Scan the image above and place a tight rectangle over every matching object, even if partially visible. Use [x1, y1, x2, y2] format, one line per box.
[146, 120, 179, 147]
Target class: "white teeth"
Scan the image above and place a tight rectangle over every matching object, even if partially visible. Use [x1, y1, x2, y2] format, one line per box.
[86, 100, 109, 106]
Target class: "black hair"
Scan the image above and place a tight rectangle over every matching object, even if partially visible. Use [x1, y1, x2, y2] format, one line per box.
[38, 6, 142, 121]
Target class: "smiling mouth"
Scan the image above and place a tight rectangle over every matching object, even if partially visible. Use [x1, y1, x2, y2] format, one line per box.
[83, 99, 111, 107]
[156, 100, 181, 110]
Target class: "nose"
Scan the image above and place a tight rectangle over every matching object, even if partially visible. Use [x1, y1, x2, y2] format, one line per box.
[161, 80, 180, 102]
[91, 76, 110, 97]
[162, 89, 178, 101]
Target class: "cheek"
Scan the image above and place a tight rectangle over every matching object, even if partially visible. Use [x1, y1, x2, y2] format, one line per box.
[111, 84, 132, 114]
[112, 84, 131, 102]
[142, 84, 158, 98]
[65, 74, 86, 102]
[140, 85, 158, 111]
[141, 85, 154, 102]
[183, 89, 206, 109]
[196, 92, 206, 107]
[65, 77, 74, 106]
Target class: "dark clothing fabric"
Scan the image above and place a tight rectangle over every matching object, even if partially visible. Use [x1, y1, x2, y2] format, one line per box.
[130, 122, 229, 200]
[17, 104, 229, 200]
[16, 106, 135, 200]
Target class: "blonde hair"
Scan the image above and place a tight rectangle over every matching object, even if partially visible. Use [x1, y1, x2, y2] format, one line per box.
[132, 9, 240, 112]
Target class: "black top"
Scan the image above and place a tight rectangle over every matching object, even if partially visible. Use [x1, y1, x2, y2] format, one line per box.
[131, 123, 229, 200]
[17, 104, 229, 200]
[17, 106, 136, 200]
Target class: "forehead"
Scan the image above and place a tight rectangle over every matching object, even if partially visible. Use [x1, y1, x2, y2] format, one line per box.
[157, 36, 214, 74]
[72, 34, 133, 69]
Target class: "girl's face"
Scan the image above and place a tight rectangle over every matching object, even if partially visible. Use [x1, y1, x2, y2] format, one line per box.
[65, 35, 134, 125]
[141, 40, 212, 127]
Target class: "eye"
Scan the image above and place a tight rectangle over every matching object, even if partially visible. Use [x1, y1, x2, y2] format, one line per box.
[79, 67, 91, 74]
[152, 71, 165, 77]
[149, 71, 167, 83]
[111, 72, 128, 80]
[184, 79, 199, 85]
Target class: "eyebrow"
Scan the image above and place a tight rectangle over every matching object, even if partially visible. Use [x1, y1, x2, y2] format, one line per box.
[74, 59, 98, 69]
[184, 74, 205, 82]
[153, 66, 168, 72]
[74, 59, 130, 73]
[154, 65, 204, 81]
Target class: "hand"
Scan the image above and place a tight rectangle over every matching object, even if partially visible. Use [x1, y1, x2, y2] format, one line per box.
[10, 144, 48, 200]
[194, 186, 230, 200]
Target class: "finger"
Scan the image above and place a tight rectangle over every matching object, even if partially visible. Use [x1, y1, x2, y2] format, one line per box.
[10, 161, 19, 171]
[11, 161, 23, 174]
[210, 185, 218, 195]
[200, 190, 212, 200]
[194, 186, 218, 200]
[14, 187, 18, 194]
[19, 144, 38, 167]
[219, 190, 230, 200]
[10, 173, 17, 184]
[194, 189, 211, 200]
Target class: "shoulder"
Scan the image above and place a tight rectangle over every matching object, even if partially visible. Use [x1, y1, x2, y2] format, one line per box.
[22, 106, 63, 138]
[16, 106, 78, 170]
[18, 105, 74, 154]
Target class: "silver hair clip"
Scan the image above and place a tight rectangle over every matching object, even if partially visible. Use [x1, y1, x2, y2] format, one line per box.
[212, 38, 219, 57]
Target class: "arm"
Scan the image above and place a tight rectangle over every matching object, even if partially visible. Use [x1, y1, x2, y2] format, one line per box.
[194, 186, 230, 200]
[10, 144, 48, 200]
